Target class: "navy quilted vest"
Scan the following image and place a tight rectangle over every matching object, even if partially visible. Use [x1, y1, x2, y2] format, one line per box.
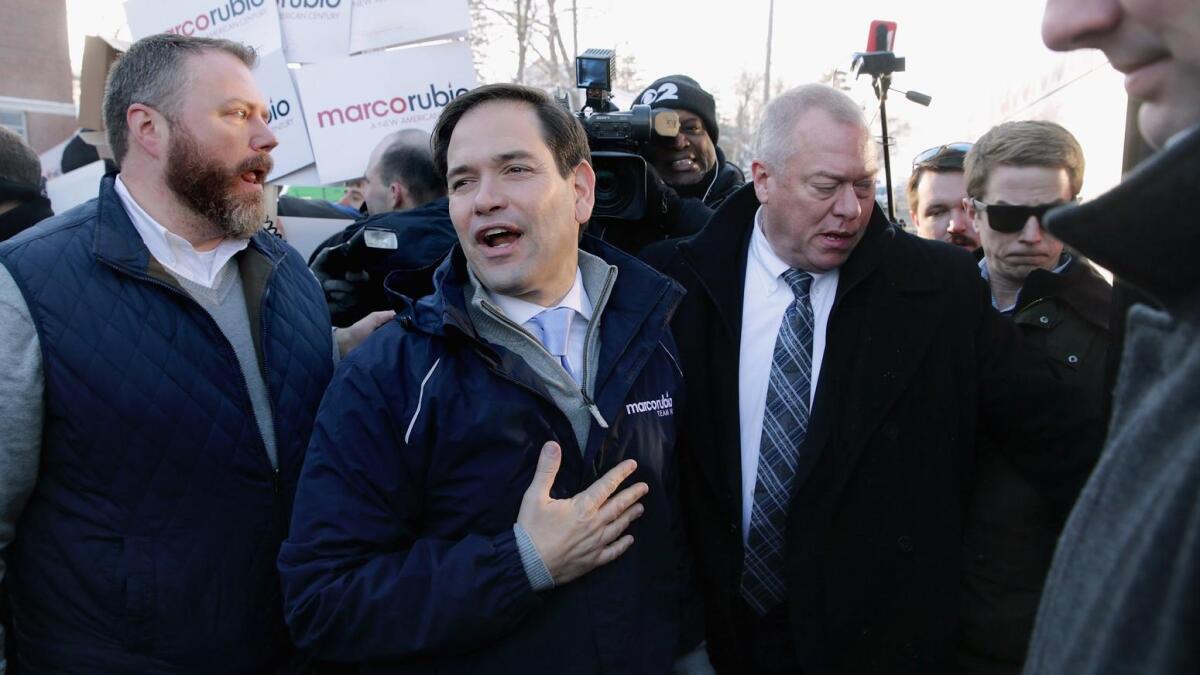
[0, 176, 334, 674]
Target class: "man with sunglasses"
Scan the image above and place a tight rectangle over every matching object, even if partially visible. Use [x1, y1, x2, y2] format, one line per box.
[907, 142, 980, 253]
[957, 120, 1112, 675]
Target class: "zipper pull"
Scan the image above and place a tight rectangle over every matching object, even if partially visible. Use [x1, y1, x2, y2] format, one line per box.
[273, 468, 281, 497]
[582, 390, 609, 429]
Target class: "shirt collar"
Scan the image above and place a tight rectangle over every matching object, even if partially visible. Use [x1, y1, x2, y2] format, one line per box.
[750, 206, 833, 293]
[979, 252, 1073, 311]
[487, 264, 592, 326]
[114, 175, 249, 288]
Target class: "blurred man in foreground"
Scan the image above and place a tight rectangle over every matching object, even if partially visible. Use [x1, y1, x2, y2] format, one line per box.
[1023, 2, 1200, 673]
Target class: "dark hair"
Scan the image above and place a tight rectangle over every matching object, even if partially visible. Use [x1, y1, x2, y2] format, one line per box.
[103, 33, 257, 165]
[0, 126, 43, 190]
[376, 143, 445, 205]
[431, 83, 590, 180]
[965, 120, 1085, 199]
[906, 154, 964, 215]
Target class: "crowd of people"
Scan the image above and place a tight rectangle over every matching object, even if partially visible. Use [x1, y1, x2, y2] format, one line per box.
[0, 0, 1197, 673]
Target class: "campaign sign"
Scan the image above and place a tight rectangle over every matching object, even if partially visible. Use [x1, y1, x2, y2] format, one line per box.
[348, 0, 470, 54]
[125, 0, 283, 55]
[254, 50, 315, 181]
[294, 41, 477, 184]
[269, 163, 321, 186]
[277, 0, 352, 63]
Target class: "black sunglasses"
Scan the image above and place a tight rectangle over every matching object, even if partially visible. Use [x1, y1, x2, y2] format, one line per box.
[912, 142, 972, 170]
[970, 199, 1073, 234]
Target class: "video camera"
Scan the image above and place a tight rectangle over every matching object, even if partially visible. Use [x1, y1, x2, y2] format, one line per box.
[571, 49, 679, 223]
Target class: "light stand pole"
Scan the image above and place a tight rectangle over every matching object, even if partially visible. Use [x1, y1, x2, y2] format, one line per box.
[852, 50, 930, 225]
[763, 0, 774, 106]
[874, 73, 895, 222]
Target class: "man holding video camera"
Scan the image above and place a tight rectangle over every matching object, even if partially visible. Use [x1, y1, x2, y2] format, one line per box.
[634, 75, 745, 211]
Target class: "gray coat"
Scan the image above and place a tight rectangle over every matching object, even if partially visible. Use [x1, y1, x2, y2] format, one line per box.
[1023, 124, 1200, 675]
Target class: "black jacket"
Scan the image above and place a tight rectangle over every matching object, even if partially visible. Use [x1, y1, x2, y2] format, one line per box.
[0, 195, 52, 243]
[308, 198, 457, 326]
[960, 256, 1112, 675]
[646, 184, 1103, 674]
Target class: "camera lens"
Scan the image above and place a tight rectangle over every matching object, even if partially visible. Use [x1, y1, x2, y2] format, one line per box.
[593, 163, 638, 217]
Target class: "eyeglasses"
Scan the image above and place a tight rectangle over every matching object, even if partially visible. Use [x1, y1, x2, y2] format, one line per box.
[912, 142, 972, 170]
[970, 198, 1073, 233]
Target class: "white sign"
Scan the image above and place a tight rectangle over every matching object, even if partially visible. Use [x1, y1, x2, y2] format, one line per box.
[45, 161, 107, 214]
[125, 0, 283, 55]
[293, 41, 476, 184]
[270, 163, 322, 186]
[278, 215, 353, 261]
[254, 50, 314, 180]
[277, 0, 352, 63]
[349, 0, 470, 53]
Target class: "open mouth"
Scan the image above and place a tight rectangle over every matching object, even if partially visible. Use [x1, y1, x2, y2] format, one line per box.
[477, 225, 523, 249]
[669, 157, 698, 172]
[240, 169, 265, 186]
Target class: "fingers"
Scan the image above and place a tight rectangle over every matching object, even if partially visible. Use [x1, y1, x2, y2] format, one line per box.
[581, 459, 638, 506]
[526, 441, 562, 499]
[595, 482, 649, 524]
[595, 534, 635, 567]
[365, 310, 395, 329]
[599, 501, 645, 546]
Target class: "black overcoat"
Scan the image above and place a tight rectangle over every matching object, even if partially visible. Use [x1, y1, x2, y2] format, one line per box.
[644, 184, 1102, 674]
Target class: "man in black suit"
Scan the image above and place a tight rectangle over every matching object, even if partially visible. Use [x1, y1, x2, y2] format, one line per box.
[644, 84, 1101, 674]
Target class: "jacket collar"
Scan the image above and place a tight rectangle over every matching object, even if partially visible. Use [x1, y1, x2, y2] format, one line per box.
[92, 173, 286, 275]
[1016, 257, 1112, 330]
[389, 233, 684, 346]
[1046, 124, 1200, 306]
[678, 182, 899, 346]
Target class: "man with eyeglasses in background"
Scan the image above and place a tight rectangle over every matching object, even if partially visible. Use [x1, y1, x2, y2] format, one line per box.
[957, 120, 1111, 675]
[907, 142, 980, 254]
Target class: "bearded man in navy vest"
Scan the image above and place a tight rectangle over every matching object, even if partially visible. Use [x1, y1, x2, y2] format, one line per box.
[0, 34, 387, 673]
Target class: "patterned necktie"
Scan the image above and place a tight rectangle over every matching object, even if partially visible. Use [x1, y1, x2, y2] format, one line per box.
[526, 306, 579, 383]
[741, 268, 815, 615]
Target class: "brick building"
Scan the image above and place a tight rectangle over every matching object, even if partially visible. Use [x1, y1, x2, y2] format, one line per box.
[0, 0, 76, 153]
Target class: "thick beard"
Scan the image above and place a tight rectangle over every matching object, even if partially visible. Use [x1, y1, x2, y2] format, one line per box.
[165, 123, 273, 240]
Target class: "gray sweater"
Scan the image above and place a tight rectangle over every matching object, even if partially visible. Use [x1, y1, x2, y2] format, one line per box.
[1023, 293, 1200, 674]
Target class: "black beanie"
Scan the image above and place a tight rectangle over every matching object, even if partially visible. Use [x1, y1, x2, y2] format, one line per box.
[633, 74, 719, 145]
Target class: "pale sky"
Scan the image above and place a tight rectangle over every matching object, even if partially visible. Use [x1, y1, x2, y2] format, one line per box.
[65, 0, 1127, 198]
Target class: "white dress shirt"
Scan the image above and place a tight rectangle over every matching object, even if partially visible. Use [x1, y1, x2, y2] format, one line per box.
[115, 176, 248, 289]
[487, 266, 592, 379]
[738, 207, 839, 545]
